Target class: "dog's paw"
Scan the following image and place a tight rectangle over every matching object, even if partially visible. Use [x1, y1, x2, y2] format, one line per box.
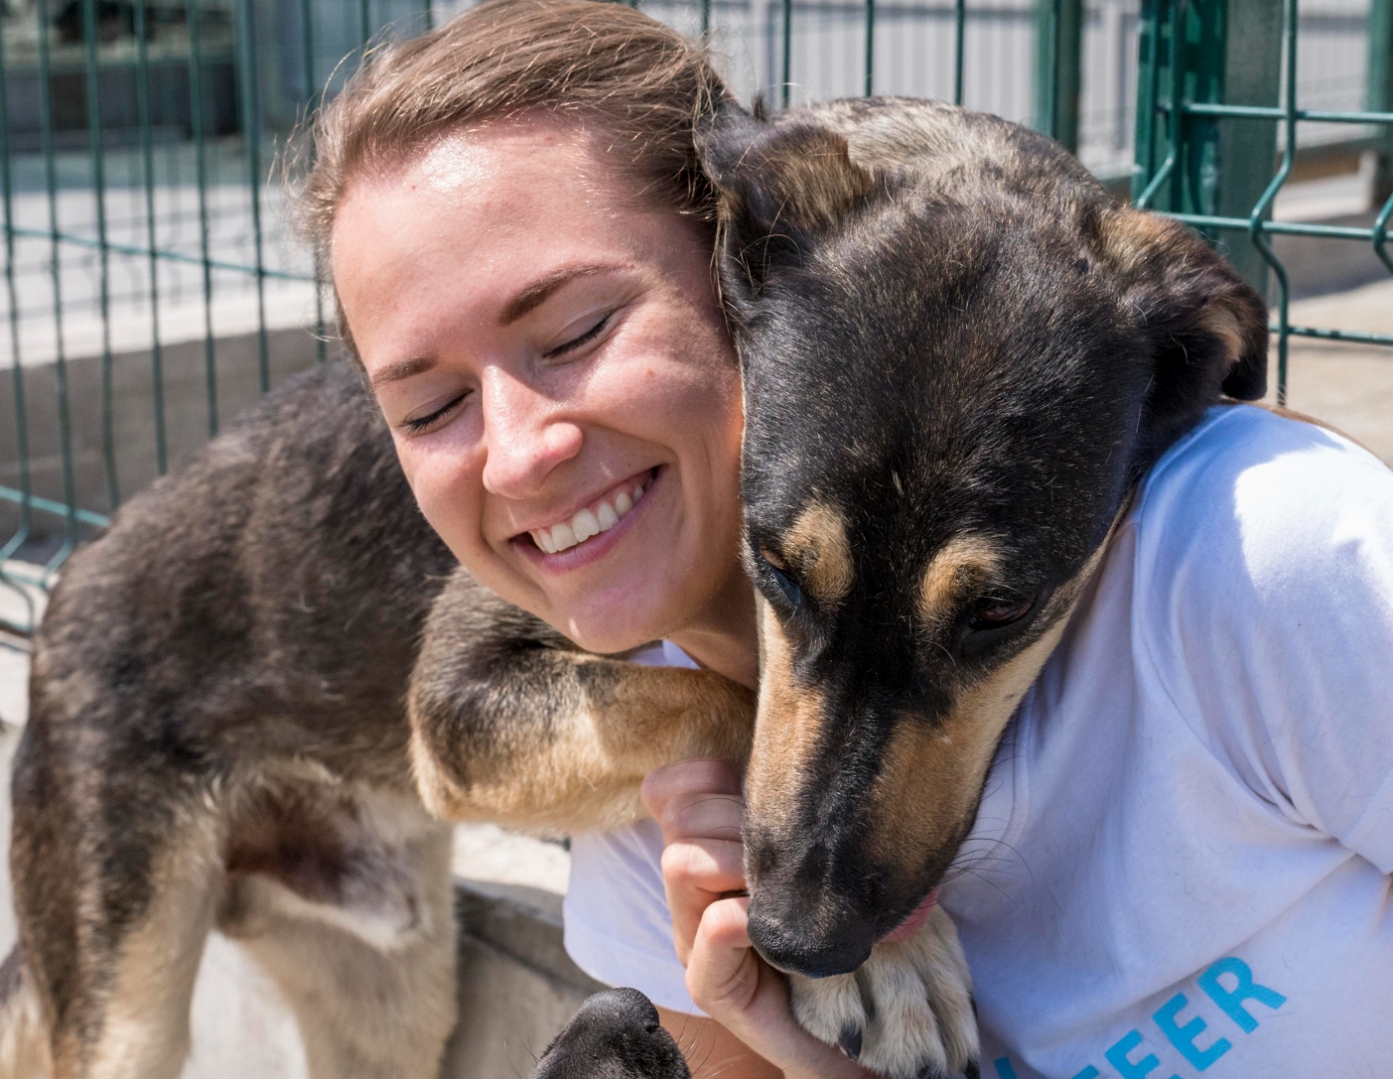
[789, 905, 979, 1079]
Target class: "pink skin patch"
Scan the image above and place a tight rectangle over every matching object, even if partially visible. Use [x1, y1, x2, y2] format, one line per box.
[882, 888, 940, 943]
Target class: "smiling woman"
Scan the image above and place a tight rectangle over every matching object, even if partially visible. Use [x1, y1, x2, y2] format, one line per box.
[329, 121, 750, 657]
[292, 3, 819, 1076]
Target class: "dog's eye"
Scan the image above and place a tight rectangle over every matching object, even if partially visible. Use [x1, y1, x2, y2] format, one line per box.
[758, 548, 803, 610]
[959, 591, 1048, 657]
[970, 595, 1035, 628]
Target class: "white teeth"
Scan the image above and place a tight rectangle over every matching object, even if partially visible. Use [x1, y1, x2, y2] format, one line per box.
[572, 508, 600, 543]
[531, 477, 652, 556]
[551, 521, 577, 551]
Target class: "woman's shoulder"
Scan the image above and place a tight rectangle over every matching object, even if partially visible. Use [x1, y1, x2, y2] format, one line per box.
[1132, 403, 1393, 600]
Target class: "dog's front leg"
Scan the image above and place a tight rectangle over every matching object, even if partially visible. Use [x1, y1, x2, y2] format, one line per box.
[407, 570, 755, 832]
[788, 905, 979, 1079]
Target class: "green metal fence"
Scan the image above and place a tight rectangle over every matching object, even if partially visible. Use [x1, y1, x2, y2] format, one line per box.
[0, 0, 1389, 636]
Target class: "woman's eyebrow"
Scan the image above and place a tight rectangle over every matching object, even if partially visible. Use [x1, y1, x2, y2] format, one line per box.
[499, 261, 627, 325]
[370, 355, 435, 389]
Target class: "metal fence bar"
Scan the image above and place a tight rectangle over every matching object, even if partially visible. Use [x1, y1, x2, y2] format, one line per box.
[35, 0, 79, 571]
[2, 227, 309, 280]
[0, 12, 36, 631]
[781, 0, 793, 108]
[1246, 0, 1299, 403]
[238, 0, 271, 394]
[1035, 0, 1082, 151]
[304, 0, 328, 363]
[864, 0, 875, 97]
[953, 0, 966, 105]
[134, 0, 169, 475]
[82, 0, 120, 510]
[186, 0, 220, 436]
[1370, 0, 1393, 202]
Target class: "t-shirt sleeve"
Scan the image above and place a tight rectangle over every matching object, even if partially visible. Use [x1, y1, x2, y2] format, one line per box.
[1137, 406, 1393, 873]
[563, 818, 704, 1015]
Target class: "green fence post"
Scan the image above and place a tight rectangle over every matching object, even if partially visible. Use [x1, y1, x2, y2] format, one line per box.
[1132, 0, 1283, 296]
[1034, 0, 1082, 152]
[1370, 0, 1393, 203]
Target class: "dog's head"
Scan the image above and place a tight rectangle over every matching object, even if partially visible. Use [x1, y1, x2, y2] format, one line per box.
[530, 988, 689, 1079]
[699, 99, 1267, 977]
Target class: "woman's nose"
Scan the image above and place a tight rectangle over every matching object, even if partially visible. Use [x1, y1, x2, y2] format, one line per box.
[479, 368, 583, 498]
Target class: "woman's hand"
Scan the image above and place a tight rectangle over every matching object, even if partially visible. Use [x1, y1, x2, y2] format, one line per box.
[642, 760, 873, 1079]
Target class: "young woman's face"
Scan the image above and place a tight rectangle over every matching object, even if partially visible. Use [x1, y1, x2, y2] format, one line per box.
[332, 121, 747, 653]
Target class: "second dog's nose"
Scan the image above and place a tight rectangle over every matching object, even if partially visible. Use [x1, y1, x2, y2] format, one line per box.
[577, 987, 662, 1033]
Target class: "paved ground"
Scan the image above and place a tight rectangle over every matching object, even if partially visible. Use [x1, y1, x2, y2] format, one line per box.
[1271, 279, 1393, 463]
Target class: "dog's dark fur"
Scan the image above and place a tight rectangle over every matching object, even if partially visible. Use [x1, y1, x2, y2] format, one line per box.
[1, 98, 1266, 1079]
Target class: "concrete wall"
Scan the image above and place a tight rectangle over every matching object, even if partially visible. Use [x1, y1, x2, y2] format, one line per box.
[0, 326, 324, 544]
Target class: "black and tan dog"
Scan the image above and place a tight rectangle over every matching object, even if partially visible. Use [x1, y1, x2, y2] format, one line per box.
[0, 97, 1266, 1079]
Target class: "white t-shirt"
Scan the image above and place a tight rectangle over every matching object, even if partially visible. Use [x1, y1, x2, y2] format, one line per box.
[562, 404, 1393, 1075]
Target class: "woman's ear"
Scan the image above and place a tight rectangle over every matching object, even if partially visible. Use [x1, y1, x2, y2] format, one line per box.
[698, 102, 875, 300]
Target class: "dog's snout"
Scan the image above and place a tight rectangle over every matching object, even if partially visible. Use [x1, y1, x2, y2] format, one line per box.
[583, 986, 662, 1034]
[532, 988, 689, 1079]
[747, 903, 877, 977]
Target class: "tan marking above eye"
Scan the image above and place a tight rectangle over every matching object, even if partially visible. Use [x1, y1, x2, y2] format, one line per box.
[779, 502, 855, 605]
[917, 535, 1003, 628]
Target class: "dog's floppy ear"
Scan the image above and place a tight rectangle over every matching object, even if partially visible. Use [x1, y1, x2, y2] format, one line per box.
[698, 100, 876, 298]
[1099, 208, 1269, 404]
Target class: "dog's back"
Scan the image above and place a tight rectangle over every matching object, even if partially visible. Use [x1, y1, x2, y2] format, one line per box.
[8, 361, 466, 1078]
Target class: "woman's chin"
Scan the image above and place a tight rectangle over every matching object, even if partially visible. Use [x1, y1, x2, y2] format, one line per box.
[552, 590, 674, 655]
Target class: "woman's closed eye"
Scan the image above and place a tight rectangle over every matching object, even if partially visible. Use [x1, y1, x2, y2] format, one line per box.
[400, 390, 471, 435]
[544, 311, 612, 359]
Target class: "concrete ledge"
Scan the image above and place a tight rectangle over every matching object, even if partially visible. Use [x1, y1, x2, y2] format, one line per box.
[446, 878, 604, 1079]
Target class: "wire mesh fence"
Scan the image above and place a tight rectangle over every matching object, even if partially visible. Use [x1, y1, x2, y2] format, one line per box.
[0, 0, 1389, 634]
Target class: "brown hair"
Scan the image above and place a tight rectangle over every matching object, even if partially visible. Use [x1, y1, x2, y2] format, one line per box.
[297, 0, 730, 320]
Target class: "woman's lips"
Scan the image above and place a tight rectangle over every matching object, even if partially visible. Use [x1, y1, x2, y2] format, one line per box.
[515, 466, 663, 571]
[527, 469, 654, 554]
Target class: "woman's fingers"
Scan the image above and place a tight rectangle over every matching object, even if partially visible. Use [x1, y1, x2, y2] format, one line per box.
[641, 758, 742, 828]
[686, 896, 761, 1016]
[661, 836, 746, 963]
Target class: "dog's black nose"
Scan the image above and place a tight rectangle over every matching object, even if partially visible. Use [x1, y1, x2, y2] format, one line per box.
[577, 987, 662, 1034]
[532, 988, 688, 1079]
[747, 906, 876, 978]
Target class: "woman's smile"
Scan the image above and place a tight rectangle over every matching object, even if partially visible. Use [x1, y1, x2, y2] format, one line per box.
[518, 465, 661, 562]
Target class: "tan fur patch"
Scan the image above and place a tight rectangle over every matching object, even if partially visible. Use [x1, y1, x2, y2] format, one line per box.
[83, 817, 223, 1079]
[871, 526, 1119, 870]
[744, 600, 830, 834]
[760, 129, 876, 233]
[917, 535, 1003, 628]
[1196, 304, 1244, 365]
[778, 502, 855, 605]
[1099, 208, 1185, 273]
[411, 661, 754, 832]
